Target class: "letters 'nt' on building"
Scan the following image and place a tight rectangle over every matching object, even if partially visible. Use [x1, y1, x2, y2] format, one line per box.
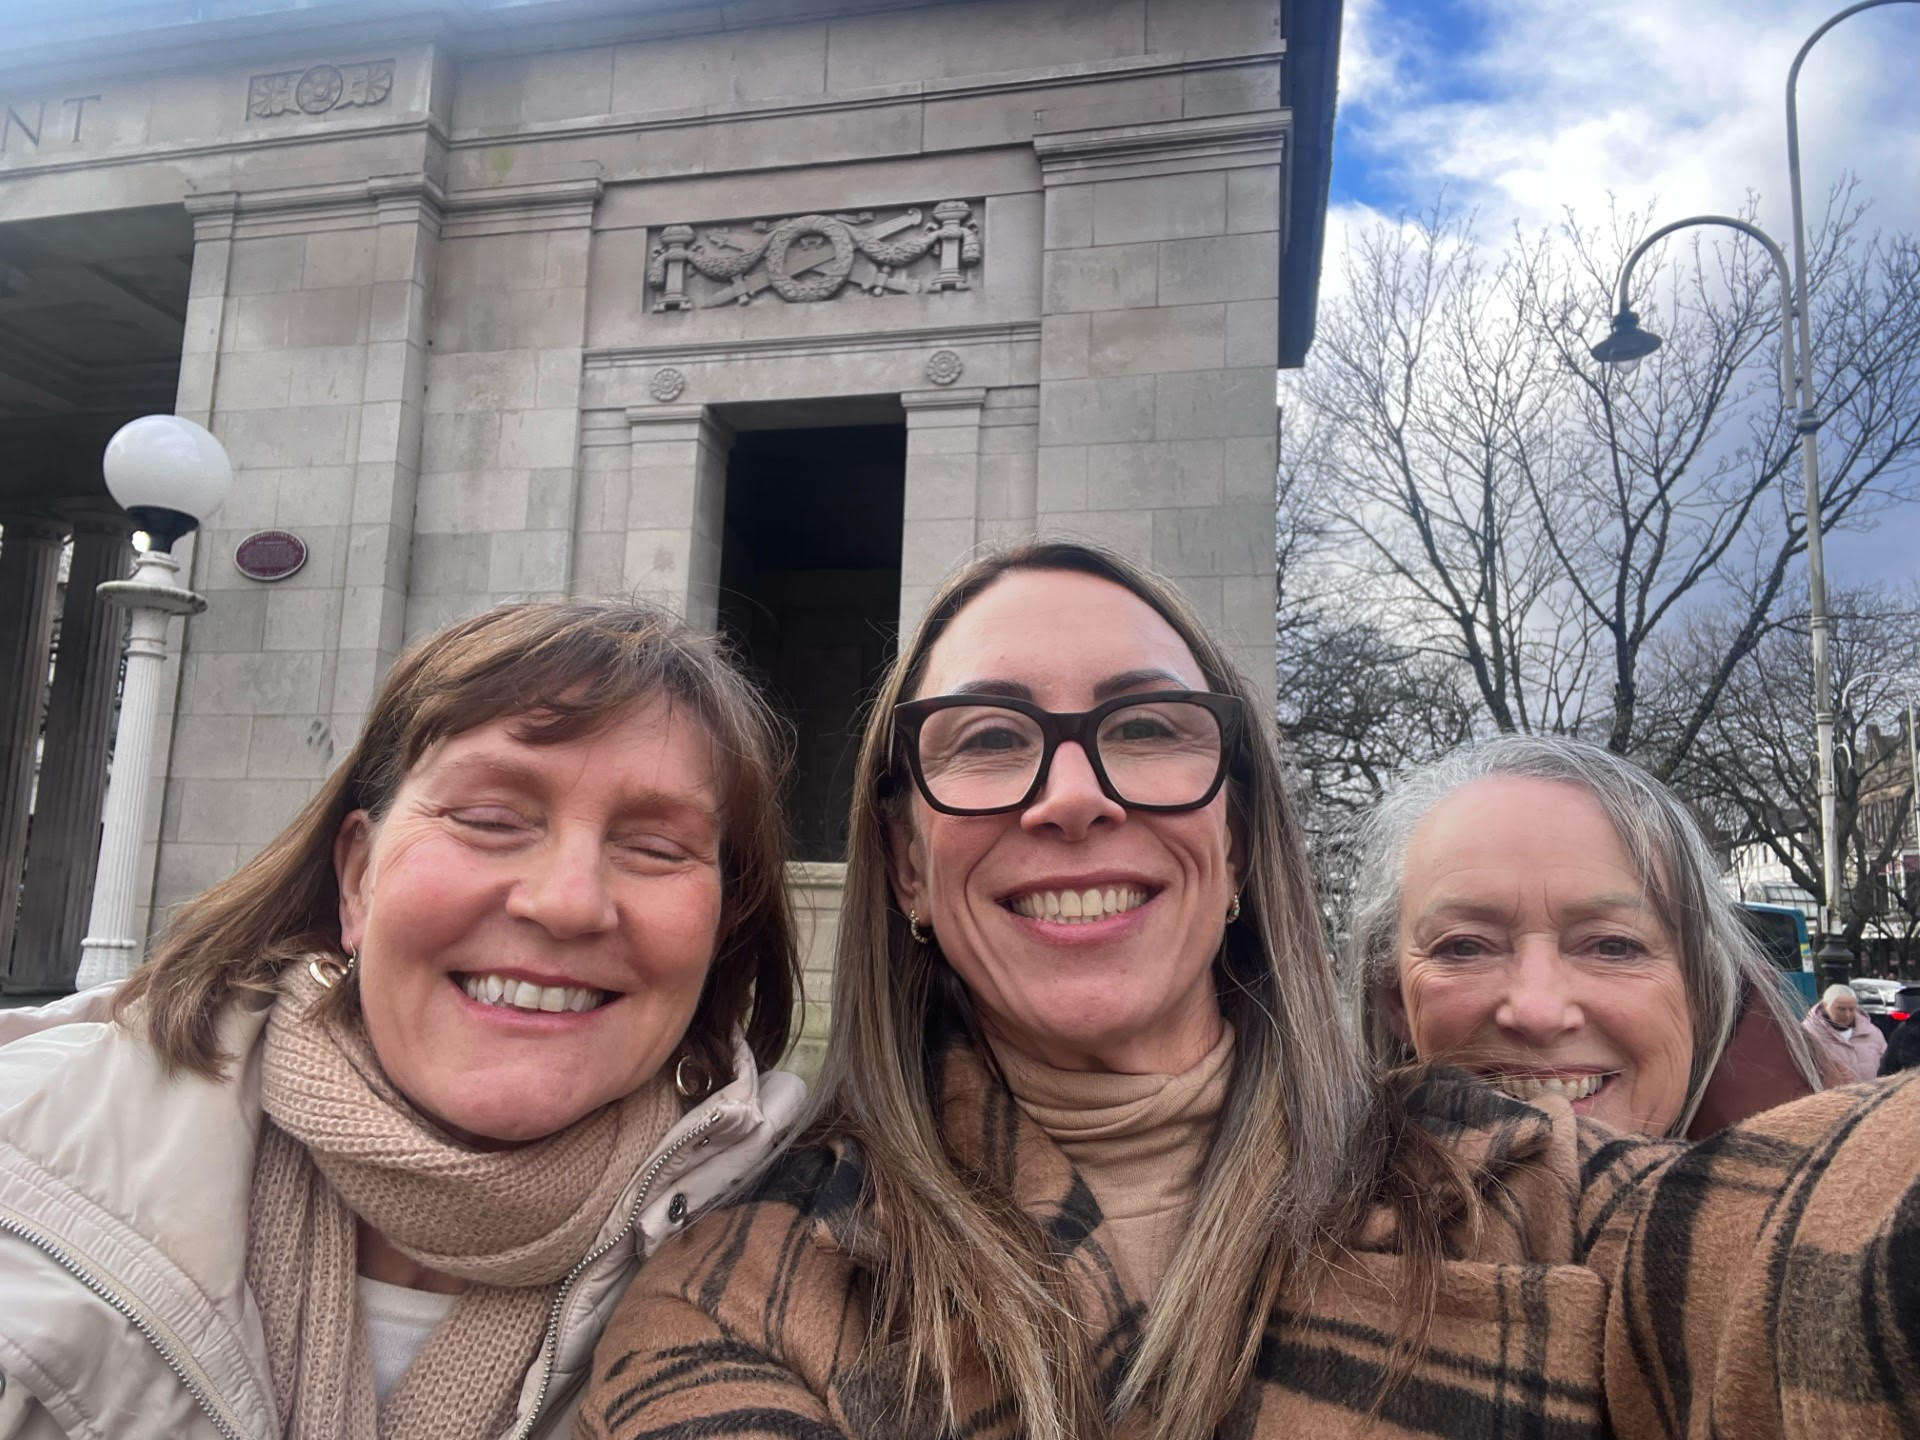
[0, 0, 1340, 1044]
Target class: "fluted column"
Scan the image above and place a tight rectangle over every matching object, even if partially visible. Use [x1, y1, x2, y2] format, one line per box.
[7, 515, 130, 993]
[76, 548, 206, 989]
[0, 516, 69, 972]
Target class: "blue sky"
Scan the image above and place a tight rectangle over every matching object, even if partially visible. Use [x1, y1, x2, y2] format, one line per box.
[1320, 0, 1920, 589]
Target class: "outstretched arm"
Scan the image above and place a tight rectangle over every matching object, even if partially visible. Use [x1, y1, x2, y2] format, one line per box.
[1601, 1074, 1920, 1440]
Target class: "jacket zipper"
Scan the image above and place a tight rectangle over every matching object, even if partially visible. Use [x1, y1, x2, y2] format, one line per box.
[0, 1204, 252, 1440]
[502, 1110, 724, 1440]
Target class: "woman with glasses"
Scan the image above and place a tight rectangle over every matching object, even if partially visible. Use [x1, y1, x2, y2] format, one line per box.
[578, 541, 1920, 1440]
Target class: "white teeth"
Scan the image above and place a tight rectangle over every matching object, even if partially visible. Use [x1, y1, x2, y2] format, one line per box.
[460, 973, 605, 1014]
[1493, 1072, 1610, 1102]
[1009, 887, 1149, 923]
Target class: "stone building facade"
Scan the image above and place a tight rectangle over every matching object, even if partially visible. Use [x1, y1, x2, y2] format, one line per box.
[0, 0, 1340, 1061]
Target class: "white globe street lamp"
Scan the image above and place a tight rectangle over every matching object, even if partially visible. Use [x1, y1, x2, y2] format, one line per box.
[75, 415, 232, 990]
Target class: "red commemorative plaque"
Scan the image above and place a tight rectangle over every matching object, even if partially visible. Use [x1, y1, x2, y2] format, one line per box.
[234, 530, 308, 582]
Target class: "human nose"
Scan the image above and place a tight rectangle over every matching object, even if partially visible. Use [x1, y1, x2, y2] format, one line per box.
[1493, 939, 1583, 1044]
[504, 827, 617, 938]
[1020, 739, 1126, 839]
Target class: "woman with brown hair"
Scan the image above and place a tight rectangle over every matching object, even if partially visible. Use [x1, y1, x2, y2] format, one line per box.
[0, 601, 804, 1440]
[579, 539, 1920, 1440]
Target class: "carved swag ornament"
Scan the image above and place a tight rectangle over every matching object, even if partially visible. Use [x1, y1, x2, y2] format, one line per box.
[647, 200, 982, 311]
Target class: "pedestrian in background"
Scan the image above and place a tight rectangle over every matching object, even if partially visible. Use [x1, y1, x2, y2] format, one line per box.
[1881, 1014, 1920, 1075]
[1803, 983, 1887, 1083]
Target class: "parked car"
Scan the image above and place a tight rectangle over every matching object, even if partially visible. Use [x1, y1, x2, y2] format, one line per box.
[1885, 986, 1920, 1031]
[1853, 978, 1907, 1036]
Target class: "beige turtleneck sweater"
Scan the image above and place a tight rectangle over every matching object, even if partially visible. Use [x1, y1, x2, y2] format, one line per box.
[989, 1025, 1235, 1302]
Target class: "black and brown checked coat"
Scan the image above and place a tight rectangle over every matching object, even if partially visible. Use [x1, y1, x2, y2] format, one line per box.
[579, 1044, 1920, 1440]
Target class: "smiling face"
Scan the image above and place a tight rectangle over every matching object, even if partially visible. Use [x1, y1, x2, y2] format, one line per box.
[1385, 775, 1694, 1135]
[888, 569, 1238, 1075]
[334, 697, 724, 1144]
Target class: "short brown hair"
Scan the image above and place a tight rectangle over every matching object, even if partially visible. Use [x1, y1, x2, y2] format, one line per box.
[117, 601, 799, 1089]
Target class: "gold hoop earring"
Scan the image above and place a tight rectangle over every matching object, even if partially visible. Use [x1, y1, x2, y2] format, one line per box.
[908, 909, 933, 946]
[309, 949, 357, 989]
[1226, 894, 1241, 925]
[674, 1053, 713, 1100]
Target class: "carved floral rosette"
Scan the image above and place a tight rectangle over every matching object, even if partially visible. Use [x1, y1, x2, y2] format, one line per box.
[647, 200, 982, 311]
[248, 60, 395, 120]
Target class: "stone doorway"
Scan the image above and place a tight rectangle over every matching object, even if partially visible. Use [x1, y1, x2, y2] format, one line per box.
[0, 204, 191, 993]
[719, 420, 906, 862]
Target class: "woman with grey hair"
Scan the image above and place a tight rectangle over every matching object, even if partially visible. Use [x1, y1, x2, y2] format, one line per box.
[1348, 733, 1822, 1137]
[1802, 982, 1886, 1083]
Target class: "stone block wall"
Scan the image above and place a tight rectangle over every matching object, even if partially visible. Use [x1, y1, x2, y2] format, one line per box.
[0, 0, 1303, 1023]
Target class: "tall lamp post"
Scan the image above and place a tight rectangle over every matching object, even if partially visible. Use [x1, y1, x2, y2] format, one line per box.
[74, 416, 231, 990]
[1589, 213, 1850, 982]
[1837, 670, 1920, 967]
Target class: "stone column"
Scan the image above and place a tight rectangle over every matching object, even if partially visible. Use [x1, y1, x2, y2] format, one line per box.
[899, 388, 987, 634]
[0, 516, 69, 973]
[7, 514, 130, 993]
[623, 405, 734, 630]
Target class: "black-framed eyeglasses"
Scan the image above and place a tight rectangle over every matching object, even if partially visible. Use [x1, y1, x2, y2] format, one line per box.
[892, 690, 1242, 816]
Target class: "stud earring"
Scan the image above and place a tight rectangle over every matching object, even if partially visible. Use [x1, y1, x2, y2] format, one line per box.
[310, 948, 358, 990]
[1226, 894, 1241, 925]
[907, 909, 933, 946]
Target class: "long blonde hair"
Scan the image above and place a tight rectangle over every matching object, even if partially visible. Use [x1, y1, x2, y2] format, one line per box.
[117, 600, 799, 1089]
[805, 541, 1395, 1440]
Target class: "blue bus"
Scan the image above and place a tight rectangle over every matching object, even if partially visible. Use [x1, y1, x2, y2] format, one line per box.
[1738, 903, 1818, 1006]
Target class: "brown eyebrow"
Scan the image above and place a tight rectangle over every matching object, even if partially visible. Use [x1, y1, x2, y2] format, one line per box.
[942, 668, 1193, 704]
[424, 751, 720, 823]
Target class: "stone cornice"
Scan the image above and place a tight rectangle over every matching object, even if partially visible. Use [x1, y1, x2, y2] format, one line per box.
[584, 320, 1039, 372]
[1034, 111, 1289, 181]
[440, 176, 604, 237]
[184, 174, 447, 237]
[0, 114, 449, 186]
[446, 51, 1282, 151]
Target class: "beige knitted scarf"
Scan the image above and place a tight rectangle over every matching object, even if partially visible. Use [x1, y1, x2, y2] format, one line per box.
[248, 963, 679, 1440]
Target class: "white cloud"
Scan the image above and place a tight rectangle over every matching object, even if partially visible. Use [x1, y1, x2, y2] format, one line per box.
[1319, 1, 1920, 584]
[1339, 0, 1920, 247]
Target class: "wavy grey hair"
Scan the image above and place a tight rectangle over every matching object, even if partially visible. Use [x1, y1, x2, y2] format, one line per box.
[1344, 733, 1822, 1137]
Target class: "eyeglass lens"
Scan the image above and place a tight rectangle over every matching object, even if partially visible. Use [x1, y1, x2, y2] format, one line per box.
[914, 700, 1224, 811]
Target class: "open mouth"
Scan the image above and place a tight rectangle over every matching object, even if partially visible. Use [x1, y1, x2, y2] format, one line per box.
[455, 973, 613, 1014]
[1488, 1071, 1618, 1103]
[1005, 885, 1153, 924]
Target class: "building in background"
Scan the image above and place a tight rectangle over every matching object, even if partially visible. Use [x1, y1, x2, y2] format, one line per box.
[0, 0, 1342, 1062]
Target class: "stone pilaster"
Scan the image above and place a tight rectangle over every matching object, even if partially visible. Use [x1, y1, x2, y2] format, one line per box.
[7, 514, 131, 993]
[622, 405, 734, 629]
[900, 387, 988, 634]
[0, 517, 70, 972]
[1034, 111, 1287, 701]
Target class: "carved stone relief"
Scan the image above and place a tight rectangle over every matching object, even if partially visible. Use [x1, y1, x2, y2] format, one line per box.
[925, 350, 964, 386]
[247, 61, 394, 120]
[646, 200, 982, 311]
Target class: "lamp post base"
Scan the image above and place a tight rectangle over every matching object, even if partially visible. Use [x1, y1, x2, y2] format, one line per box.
[74, 937, 142, 992]
[1815, 933, 1853, 991]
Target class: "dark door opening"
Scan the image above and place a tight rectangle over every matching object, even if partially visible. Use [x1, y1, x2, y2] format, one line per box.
[720, 423, 905, 862]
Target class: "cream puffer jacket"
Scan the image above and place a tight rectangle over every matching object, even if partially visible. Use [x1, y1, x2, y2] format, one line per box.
[0, 996, 805, 1440]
